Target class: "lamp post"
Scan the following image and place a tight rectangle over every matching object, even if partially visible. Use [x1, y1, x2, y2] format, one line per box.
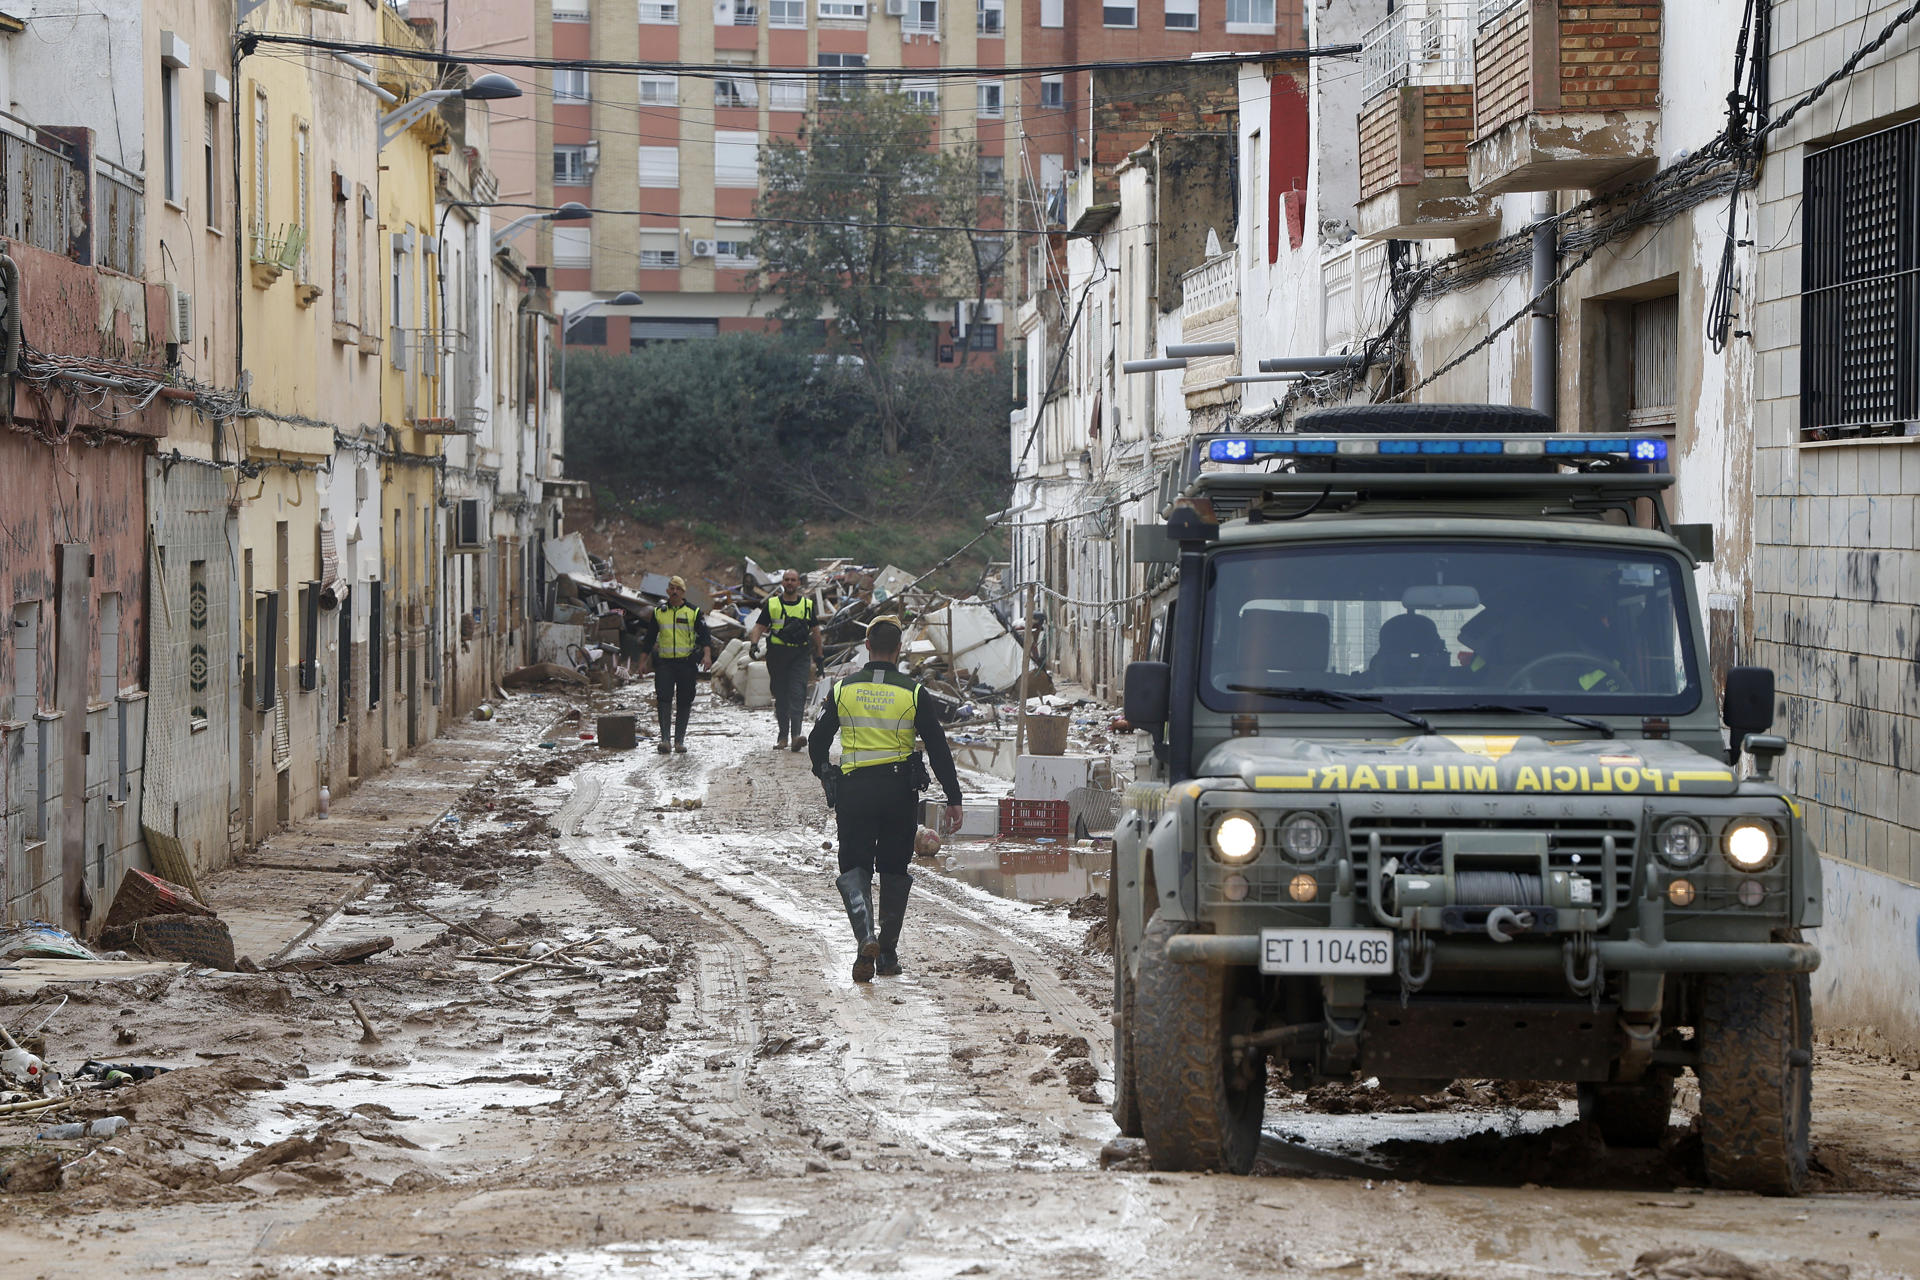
[491, 200, 593, 253]
[559, 291, 644, 395]
[378, 73, 521, 150]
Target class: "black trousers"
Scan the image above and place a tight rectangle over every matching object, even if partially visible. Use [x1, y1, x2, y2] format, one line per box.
[835, 765, 918, 877]
[766, 646, 811, 740]
[654, 657, 698, 741]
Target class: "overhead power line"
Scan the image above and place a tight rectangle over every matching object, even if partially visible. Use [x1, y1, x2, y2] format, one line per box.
[235, 31, 1363, 81]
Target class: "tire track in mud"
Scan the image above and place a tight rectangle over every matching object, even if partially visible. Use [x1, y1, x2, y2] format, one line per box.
[557, 719, 1113, 1168]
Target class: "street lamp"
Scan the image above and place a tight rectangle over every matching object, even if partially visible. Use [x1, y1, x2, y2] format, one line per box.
[559, 291, 644, 392]
[492, 201, 592, 253]
[379, 73, 522, 150]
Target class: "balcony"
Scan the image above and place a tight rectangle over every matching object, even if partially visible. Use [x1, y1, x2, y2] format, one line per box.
[1178, 251, 1238, 411]
[1353, 1, 1498, 240]
[1468, 0, 1662, 194]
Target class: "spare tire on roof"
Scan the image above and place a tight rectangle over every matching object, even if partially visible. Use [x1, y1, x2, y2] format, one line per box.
[1297, 403, 1553, 435]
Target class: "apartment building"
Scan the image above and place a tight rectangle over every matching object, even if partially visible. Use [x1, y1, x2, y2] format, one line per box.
[496, 1, 1284, 362]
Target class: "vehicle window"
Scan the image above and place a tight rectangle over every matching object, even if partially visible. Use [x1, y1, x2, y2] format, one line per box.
[1199, 542, 1699, 714]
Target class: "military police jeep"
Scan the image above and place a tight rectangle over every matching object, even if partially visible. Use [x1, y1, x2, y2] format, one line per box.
[1112, 404, 1820, 1194]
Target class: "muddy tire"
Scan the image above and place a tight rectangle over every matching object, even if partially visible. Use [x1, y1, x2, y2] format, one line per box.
[1110, 890, 1143, 1137]
[1578, 1069, 1675, 1148]
[1133, 913, 1263, 1174]
[1696, 967, 1812, 1195]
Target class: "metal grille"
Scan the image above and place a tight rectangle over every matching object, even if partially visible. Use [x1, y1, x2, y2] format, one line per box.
[1347, 815, 1639, 906]
[1362, 1, 1477, 101]
[1801, 118, 1920, 442]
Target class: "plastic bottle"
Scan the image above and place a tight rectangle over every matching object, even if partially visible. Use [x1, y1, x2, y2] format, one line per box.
[317, 784, 331, 818]
[0, 1046, 43, 1083]
[36, 1117, 128, 1140]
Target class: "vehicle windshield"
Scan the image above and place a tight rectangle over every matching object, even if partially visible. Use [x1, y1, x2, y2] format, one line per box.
[1200, 541, 1701, 716]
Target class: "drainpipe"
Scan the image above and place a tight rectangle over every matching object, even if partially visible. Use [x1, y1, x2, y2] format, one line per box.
[1530, 191, 1557, 420]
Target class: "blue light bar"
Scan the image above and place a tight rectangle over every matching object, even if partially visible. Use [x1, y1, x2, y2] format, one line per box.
[1204, 434, 1670, 465]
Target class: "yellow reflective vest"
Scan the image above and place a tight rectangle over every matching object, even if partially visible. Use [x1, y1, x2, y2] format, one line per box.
[655, 604, 701, 660]
[834, 671, 919, 771]
[767, 595, 815, 646]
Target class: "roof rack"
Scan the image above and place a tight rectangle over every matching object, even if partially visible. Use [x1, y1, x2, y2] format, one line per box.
[1182, 432, 1675, 525]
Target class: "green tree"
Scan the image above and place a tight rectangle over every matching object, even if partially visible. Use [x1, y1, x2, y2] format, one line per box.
[750, 88, 1000, 456]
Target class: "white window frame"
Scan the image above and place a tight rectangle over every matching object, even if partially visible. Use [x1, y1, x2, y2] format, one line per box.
[251, 85, 269, 257]
[714, 131, 761, 188]
[978, 153, 1004, 190]
[639, 76, 677, 105]
[639, 232, 680, 268]
[554, 68, 590, 103]
[769, 0, 807, 25]
[638, 1, 679, 23]
[295, 119, 311, 281]
[769, 76, 807, 110]
[554, 144, 591, 186]
[1164, 0, 1198, 29]
[819, 53, 867, 98]
[1225, 0, 1276, 31]
[1102, 2, 1137, 28]
[551, 223, 592, 269]
[638, 145, 680, 187]
[714, 228, 757, 269]
[976, 79, 1004, 118]
[714, 68, 759, 109]
[977, 0, 1003, 36]
[554, 0, 591, 19]
[1039, 74, 1064, 109]
[900, 76, 938, 109]
[817, 0, 866, 18]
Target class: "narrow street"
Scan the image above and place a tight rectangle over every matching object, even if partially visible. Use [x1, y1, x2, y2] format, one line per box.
[2, 687, 1917, 1279]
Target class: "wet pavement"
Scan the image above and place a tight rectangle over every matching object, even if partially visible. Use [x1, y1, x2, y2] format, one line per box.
[2, 686, 1917, 1279]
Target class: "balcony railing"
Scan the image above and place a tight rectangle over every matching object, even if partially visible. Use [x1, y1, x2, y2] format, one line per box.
[1180, 252, 1236, 323]
[0, 122, 84, 261]
[1361, 1, 1476, 101]
[731, 4, 759, 23]
[94, 158, 143, 276]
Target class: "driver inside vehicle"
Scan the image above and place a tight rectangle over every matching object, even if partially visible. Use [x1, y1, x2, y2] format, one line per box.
[1458, 579, 1630, 693]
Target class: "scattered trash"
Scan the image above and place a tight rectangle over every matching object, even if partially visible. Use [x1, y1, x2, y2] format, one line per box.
[74, 1061, 168, 1089]
[36, 1116, 128, 1141]
[473, 702, 495, 721]
[104, 869, 217, 930]
[0, 923, 99, 962]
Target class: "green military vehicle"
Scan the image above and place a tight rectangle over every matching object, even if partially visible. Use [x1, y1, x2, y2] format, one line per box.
[1112, 404, 1820, 1194]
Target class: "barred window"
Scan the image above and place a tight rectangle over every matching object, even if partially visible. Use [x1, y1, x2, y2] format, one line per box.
[1801, 118, 1920, 443]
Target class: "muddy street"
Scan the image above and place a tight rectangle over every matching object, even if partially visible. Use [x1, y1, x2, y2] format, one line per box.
[2, 688, 1917, 1279]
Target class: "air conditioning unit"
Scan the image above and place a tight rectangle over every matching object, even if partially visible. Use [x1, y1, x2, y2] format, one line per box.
[689, 238, 717, 258]
[885, 0, 906, 13]
[163, 283, 194, 345]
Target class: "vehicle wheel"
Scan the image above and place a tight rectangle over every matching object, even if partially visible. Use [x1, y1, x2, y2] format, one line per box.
[1696, 965, 1812, 1195]
[1578, 1069, 1675, 1148]
[1110, 889, 1142, 1137]
[1133, 912, 1264, 1173]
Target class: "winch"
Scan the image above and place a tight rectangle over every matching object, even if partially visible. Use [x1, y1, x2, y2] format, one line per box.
[1386, 831, 1609, 939]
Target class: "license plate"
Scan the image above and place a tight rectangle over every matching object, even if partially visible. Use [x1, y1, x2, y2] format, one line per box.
[1259, 929, 1395, 975]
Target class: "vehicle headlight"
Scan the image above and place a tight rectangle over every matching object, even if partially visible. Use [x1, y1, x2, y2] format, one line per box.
[1655, 817, 1707, 869]
[1211, 812, 1262, 864]
[1723, 821, 1777, 871]
[1279, 811, 1331, 863]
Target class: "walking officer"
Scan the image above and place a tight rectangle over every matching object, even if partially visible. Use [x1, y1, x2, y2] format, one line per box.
[645, 576, 712, 754]
[749, 568, 823, 752]
[808, 617, 963, 983]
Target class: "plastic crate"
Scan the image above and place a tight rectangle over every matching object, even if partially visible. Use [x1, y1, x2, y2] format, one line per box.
[998, 797, 1070, 840]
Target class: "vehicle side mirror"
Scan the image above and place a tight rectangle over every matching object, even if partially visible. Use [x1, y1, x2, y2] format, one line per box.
[1124, 661, 1171, 731]
[1722, 666, 1775, 762]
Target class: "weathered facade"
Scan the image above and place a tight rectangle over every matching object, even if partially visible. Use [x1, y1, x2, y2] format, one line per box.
[1746, 0, 1920, 1056]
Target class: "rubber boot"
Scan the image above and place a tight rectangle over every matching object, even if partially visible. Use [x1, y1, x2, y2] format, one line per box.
[836, 868, 880, 983]
[874, 873, 913, 977]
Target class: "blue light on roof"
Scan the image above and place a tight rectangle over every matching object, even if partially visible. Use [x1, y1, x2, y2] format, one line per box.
[1632, 438, 1668, 461]
[1462, 439, 1503, 454]
[1204, 433, 1671, 466]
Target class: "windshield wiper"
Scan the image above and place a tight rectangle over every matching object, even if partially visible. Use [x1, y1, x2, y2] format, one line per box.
[1227, 685, 1435, 735]
[1409, 702, 1615, 739]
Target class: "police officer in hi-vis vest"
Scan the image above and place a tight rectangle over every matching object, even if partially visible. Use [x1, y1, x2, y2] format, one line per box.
[645, 576, 712, 754]
[808, 617, 963, 983]
[749, 568, 823, 752]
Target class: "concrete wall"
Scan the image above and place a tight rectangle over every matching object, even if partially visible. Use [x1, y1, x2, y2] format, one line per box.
[1, 0, 144, 173]
[1747, 0, 1920, 1055]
